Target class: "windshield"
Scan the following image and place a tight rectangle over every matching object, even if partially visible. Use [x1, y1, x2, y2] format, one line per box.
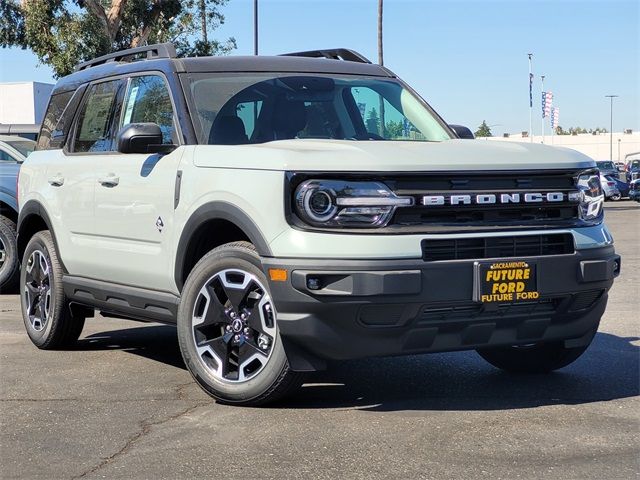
[631, 160, 640, 169]
[597, 161, 616, 170]
[184, 73, 452, 145]
[5, 139, 36, 158]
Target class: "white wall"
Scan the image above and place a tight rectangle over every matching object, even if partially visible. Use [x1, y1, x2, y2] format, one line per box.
[0, 82, 53, 124]
[481, 131, 640, 162]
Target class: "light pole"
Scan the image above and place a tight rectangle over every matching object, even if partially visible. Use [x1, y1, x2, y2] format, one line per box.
[253, 0, 258, 55]
[605, 95, 618, 160]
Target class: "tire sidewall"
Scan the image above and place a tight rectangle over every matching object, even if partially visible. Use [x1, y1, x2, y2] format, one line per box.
[20, 232, 62, 347]
[177, 244, 289, 403]
[0, 216, 18, 289]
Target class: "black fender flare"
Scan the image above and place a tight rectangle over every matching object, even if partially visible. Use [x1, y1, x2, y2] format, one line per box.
[174, 201, 273, 291]
[17, 200, 66, 270]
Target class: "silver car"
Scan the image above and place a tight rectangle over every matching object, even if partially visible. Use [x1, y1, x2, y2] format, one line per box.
[600, 173, 621, 201]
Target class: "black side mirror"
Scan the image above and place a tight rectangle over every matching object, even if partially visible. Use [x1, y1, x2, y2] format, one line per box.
[117, 123, 175, 154]
[449, 124, 475, 139]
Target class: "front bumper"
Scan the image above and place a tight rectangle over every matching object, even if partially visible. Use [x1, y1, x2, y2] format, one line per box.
[263, 246, 620, 371]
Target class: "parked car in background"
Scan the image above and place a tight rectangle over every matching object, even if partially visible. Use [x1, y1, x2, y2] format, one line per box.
[615, 161, 625, 172]
[629, 179, 640, 203]
[600, 173, 621, 201]
[605, 175, 630, 199]
[596, 161, 619, 179]
[0, 135, 36, 291]
[0, 124, 41, 142]
[625, 159, 640, 183]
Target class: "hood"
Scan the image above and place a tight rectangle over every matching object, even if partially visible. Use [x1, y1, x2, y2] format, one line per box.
[193, 138, 596, 172]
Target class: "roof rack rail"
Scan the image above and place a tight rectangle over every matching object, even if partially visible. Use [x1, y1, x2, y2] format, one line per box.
[280, 48, 371, 64]
[74, 43, 177, 72]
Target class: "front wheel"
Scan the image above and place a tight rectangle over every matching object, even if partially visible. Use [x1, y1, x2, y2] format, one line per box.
[177, 241, 302, 406]
[476, 340, 593, 373]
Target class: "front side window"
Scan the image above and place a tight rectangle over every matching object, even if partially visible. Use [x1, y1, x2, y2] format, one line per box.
[73, 80, 125, 153]
[121, 75, 176, 144]
[184, 73, 452, 145]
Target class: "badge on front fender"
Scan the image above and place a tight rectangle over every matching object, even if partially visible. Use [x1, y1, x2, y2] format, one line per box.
[473, 260, 539, 304]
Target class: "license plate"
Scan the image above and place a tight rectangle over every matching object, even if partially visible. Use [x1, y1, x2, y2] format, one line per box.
[473, 260, 539, 303]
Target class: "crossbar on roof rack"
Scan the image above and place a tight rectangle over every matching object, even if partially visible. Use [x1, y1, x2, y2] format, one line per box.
[280, 48, 371, 64]
[74, 43, 177, 72]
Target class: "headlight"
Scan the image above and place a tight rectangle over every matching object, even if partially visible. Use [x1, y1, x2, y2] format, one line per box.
[574, 171, 604, 220]
[294, 179, 413, 228]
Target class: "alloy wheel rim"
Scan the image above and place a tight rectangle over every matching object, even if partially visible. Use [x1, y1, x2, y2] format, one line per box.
[191, 268, 276, 383]
[23, 250, 52, 331]
[0, 236, 6, 270]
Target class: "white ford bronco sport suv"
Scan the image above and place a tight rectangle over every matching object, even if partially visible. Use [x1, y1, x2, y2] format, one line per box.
[18, 44, 620, 405]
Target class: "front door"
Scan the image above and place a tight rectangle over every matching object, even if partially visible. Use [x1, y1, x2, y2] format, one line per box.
[91, 74, 183, 292]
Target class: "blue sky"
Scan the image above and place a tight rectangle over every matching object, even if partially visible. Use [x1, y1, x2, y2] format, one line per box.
[1, 0, 638, 134]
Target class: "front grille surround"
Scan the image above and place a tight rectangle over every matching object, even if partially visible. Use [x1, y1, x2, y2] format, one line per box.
[285, 169, 603, 234]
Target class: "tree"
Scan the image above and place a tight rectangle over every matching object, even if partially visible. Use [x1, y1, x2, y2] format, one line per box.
[366, 108, 380, 134]
[475, 120, 492, 137]
[0, 0, 236, 78]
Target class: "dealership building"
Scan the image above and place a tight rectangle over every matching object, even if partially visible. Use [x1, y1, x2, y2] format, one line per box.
[0, 81, 54, 125]
[483, 130, 640, 163]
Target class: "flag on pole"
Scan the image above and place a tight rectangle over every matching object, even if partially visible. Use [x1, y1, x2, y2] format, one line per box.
[551, 107, 559, 130]
[529, 73, 534, 107]
[542, 91, 553, 118]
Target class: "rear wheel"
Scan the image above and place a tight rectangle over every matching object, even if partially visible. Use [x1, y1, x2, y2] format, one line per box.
[477, 340, 593, 373]
[610, 193, 622, 201]
[0, 215, 19, 293]
[177, 241, 302, 406]
[20, 231, 85, 348]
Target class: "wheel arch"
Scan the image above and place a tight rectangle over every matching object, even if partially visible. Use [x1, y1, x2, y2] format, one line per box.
[175, 202, 273, 292]
[17, 200, 64, 269]
[0, 199, 18, 224]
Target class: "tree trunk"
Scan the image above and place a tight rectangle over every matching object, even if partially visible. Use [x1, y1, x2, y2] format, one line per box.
[200, 0, 208, 44]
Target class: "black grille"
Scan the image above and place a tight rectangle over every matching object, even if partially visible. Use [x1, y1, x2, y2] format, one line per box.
[421, 233, 574, 261]
[419, 298, 561, 324]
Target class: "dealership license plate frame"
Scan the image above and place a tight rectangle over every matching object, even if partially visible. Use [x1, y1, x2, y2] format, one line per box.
[473, 260, 539, 304]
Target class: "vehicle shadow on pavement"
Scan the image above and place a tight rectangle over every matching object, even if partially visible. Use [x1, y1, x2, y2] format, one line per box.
[77, 325, 186, 370]
[77, 327, 639, 411]
[284, 331, 640, 411]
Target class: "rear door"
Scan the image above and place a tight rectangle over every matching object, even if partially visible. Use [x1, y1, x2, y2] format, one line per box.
[91, 73, 183, 292]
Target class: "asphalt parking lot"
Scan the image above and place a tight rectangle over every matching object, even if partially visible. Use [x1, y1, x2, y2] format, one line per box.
[1, 202, 638, 480]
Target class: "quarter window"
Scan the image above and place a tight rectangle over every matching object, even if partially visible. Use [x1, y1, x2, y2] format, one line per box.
[121, 75, 176, 144]
[0, 150, 18, 162]
[73, 80, 125, 153]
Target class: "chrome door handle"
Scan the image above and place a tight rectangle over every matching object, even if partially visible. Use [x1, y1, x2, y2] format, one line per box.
[48, 175, 64, 187]
[98, 175, 119, 187]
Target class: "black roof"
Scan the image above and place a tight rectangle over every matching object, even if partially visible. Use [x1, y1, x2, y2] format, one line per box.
[52, 46, 394, 95]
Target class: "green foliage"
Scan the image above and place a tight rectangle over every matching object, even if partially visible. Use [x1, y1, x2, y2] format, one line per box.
[385, 120, 404, 139]
[555, 126, 608, 135]
[475, 120, 492, 137]
[366, 107, 380, 134]
[0, 0, 235, 78]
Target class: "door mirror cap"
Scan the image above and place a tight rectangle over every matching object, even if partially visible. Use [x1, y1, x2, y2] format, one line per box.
[449, 124, 475, 139]
[117, 123, 175, 154]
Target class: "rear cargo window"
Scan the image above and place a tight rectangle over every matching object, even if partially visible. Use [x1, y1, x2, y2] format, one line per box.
[37, 88, 84, 151]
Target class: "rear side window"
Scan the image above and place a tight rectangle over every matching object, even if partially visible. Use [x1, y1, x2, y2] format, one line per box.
[37, 90, 77, 150]
[121, 75, 176, 144]
[0, 149, 18, 162]
[72, 80, 125, 153]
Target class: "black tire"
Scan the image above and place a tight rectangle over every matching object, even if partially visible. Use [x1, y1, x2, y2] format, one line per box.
[20, 231, 85, 349]
[610, 193, 622, 201]
[177, 241, 303, 406]
[0, 215, 19, 293]
[477, 340, 593, 374]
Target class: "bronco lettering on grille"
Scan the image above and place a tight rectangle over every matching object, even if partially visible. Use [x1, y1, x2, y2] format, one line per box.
[421, 191, 576, 206]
